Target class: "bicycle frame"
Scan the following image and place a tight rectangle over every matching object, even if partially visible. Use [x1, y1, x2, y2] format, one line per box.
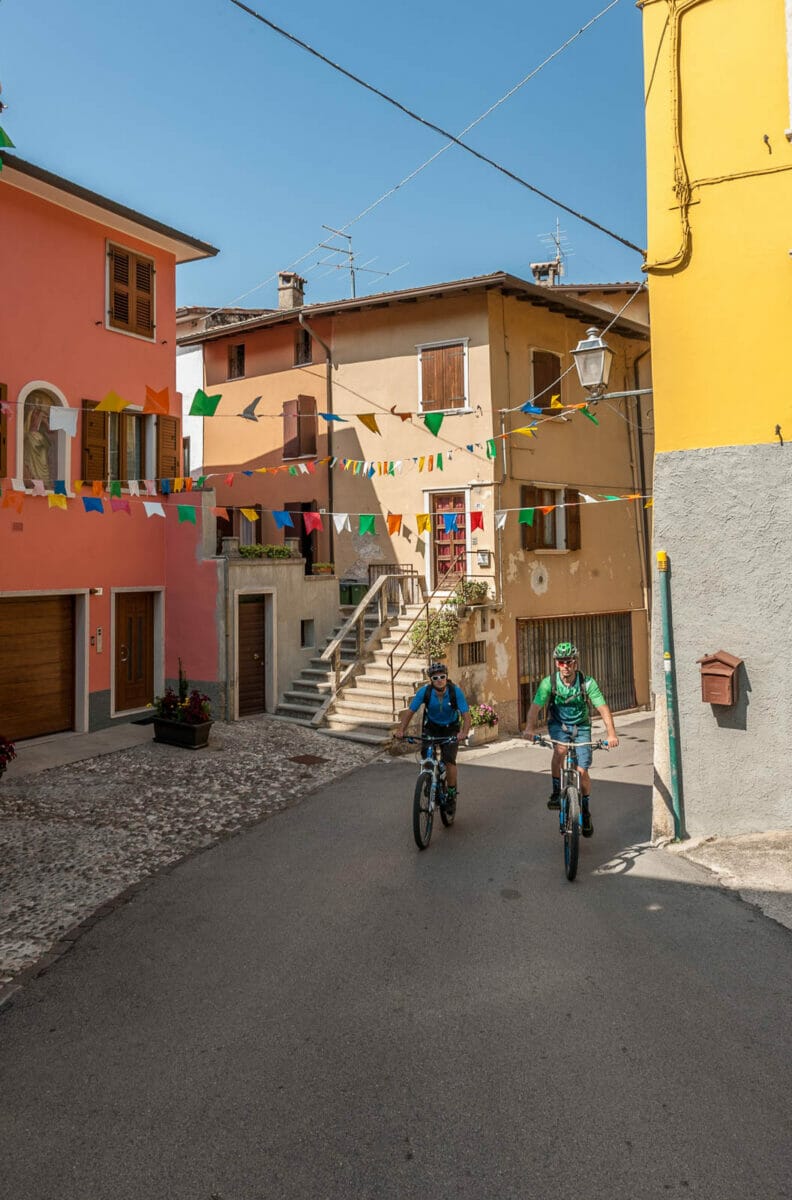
[406, 734, 458, 850]
[531, 728, 606, 881]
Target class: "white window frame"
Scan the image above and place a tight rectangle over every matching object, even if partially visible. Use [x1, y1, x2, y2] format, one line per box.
[105, 239, 157, 344]
[16, 381, 72, 492]
[416, 338, 471, 415]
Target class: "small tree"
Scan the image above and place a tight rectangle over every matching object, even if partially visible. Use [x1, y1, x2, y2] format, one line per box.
[410, 608, 460, 660]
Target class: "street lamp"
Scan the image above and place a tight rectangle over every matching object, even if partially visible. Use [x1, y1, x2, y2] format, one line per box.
[572, 327, 614, 400]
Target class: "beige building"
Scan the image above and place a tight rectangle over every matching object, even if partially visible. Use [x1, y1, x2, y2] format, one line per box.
[182, 271, 652, 733]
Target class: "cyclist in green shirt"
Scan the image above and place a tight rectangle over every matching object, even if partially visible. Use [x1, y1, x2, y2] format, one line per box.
[522, 641, 619, 837]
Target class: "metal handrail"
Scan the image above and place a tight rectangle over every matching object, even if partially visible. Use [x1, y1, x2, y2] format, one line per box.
[387, 549, 470, 719]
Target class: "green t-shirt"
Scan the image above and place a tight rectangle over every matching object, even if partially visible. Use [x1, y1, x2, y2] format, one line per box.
[532, 671, 605, 726]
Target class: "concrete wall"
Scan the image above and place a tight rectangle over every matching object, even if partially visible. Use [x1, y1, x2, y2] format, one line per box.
[652, 445, 792, 838]
[224, 556, 339, 718]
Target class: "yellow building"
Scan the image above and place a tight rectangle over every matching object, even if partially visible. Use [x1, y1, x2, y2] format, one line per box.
[184, 271, 651, 734]
[641, 1, 792, 835]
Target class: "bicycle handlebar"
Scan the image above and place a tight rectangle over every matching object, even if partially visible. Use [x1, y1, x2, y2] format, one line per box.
[404, 734, 463, 745]
[528, 735, 609, 750]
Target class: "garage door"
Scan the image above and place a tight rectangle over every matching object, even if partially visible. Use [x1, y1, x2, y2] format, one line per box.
[0, 595, 75, 740]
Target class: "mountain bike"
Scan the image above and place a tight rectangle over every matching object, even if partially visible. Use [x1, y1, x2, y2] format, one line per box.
[405, 734, 461, 850]
[531, 731, 608, 881]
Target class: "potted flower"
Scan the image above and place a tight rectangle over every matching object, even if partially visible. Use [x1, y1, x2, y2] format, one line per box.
[152, 660, 213, 750]
[312, 562, 335, 575]
[0, 734, 16, 779]
[453, 579, 490, 608]
[468, 702, 499, 746]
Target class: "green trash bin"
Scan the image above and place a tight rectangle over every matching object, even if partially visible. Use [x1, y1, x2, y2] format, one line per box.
[349, 583, 368, 606]
[339, 582, 353, 605]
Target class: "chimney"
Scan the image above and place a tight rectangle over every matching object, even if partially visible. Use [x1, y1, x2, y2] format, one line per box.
[278, 271, 306, 310]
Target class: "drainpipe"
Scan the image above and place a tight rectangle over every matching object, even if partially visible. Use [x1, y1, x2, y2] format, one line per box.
[298, 312, 335, 565]
[632, 346, 652, 593]
[657, 550, 684, 840]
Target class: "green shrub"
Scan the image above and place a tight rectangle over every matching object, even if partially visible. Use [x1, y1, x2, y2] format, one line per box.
[238, 543, 292, 559]
[410, 608, 460, 659]
[453, 579, 489, 605]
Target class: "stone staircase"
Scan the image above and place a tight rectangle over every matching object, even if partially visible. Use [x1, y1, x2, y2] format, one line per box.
[274, 601, 428, 746]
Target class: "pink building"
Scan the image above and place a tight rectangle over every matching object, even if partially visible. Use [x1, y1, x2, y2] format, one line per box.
[0, 155, 219, 741]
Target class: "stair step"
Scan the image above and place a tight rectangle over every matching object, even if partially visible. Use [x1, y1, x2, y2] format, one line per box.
[282, 690, 324, 708]
[324, 712, 396, 733]
[321, 728, 391, 748]
[276, 701, 322, 718]
[268, 713, 316, 728]
[332, 697, 394, 719]
[292, 679, 332, 694]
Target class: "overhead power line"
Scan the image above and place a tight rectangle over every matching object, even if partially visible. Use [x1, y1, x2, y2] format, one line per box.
[226, 0, 645, 256]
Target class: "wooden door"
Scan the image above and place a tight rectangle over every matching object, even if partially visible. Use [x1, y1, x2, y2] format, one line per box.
[0, 595, 75, 740]
[114, 592, 154, 712]
[238, 596, 267, 716]
[431, 492, 467, 583]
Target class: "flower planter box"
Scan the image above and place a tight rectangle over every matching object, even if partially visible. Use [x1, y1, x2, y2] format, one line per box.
[153, 718, 213, 750]
[468, 723, 499, 746]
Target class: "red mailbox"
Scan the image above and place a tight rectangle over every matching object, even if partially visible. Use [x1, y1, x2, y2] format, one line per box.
[696, 650, 742, 706]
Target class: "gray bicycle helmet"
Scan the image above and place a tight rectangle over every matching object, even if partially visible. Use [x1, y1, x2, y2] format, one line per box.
[427, 662, 447, 677]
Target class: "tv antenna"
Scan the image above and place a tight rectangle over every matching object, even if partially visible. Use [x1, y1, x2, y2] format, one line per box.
[315, 225, 408, 298]
[530, 219, 572, 286]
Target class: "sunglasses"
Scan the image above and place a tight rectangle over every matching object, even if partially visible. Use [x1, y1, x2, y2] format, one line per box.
[430, 674, 447, 681]
[556, 658, 577, 664]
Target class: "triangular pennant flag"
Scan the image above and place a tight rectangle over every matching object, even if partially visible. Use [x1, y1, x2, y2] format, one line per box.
[196, 475, 207, 489]
[359, 514, 376, 536]
[273, 510, 294, 529]
[416, 513, 431, 535]
[495, 511, 508, 530]
[96, 390, 129, 413]
[358, 414, 381, 435]
[436, 454, 443, 471]
[110, 497, 131, 515]
[470, 511, 484, 532]
[143, 501, 165, 518]
[386, 513, 403, 536]
[224, 473, 235, 487]
[319, 413, 347, 422]
[239, 396, 261, 421]
[644, 498, 654, 508]
[389, 406, 412, 423]
[177, 505, 197, 524]
[427, 456, 434, 472]
[580, 406, 600, 425]
[304, 511, 324, 534]
[0, 126, 16, 149]
[49, 408, 78, 436]
[189, 389, 222, 417]
[82, 497, 104, 514]
[418, 457, 425, 472]
[144, 386, 170, 415]
[549, 395, 563, 409]
[211, 507, 230, 520]
[601, 495, 620, 502]
[579, 493, 597, 503]
[333, 513, 351, 534]
[512, 426, 537, 438]
[518, 508, 535, 527]
[538, 505, 555, 515]
[306, 461, 316, 474]
[48, 494, 68, 510]
[486, 439, 497, 458]
[423, 412, 444, 437]
[520, 402, 543, 415]
[465, 444, 474, 453]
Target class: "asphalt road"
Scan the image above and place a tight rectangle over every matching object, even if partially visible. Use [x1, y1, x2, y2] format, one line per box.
[2, 719, 790, 1199]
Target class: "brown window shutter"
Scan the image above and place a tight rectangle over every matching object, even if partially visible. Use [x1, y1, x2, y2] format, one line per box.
[566, 488, 581, 551]
[283, 399, 299, 459]
[157, 414, 181, 479]
[298, 395, 317, 457]
[109, 246, 131, 330]
[133, 256, 154, 338]
[421, 344, 465, 412]
[0, 384, 7, 479]
[81, 400, 108, 481]
[521, 484, 539, 551]
[532, 350, 561, 404]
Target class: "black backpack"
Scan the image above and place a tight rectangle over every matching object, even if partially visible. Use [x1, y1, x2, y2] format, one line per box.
[549, 669, 593, 722]
[418, 680, 460, 727]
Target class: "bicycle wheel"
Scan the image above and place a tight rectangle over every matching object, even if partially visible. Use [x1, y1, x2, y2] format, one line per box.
[563, 786, 580, 882]
[413, 772, 434, 850]
[439, 779, 455, 827]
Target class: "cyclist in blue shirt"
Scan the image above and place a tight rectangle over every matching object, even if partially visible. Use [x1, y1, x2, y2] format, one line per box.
[395, 663, 471, 816]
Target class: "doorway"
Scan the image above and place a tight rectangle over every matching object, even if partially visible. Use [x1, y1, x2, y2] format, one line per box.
[430, 491, 467, 585]
[285, 502, 318, 574]
[114, 592, 154, 712]
[238, 595, 269, 716]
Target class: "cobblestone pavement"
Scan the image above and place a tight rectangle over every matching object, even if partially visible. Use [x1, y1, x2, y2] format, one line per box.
[0, 718, 376, 986]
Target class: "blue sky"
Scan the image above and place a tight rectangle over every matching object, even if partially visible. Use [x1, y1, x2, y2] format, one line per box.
[2, 0, 647, 309]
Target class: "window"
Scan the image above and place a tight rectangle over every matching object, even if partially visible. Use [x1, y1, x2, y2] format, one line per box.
[238, 504, 261, 546]
[107, 244, 155, 339]
[301, 619, 315, 648]
[294, 328, 312, 366]
[531, 349, 562, 406]
[418, 341, 467, 412]
[458, 640, 487, 667]
[283, 395, 317, 459]
[182, 436, 191, 479]
[228, 344, 246, 379]
[82, 404, 179, 483]
[521, 484, 581, 551]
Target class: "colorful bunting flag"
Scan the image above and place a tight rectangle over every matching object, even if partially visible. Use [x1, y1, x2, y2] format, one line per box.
[144, 480, 157, 496]
[161, 479, 171, 495]
[549, 395, 563, 409]
[190, 389, 222, 417]
[211, 507, 230, 520]
[110, 497, 131, 515]
[359, 514, 376, 536]
[357, 414, 381, 435]
[520, 402, 543, 415]
[303, 511, 324, 533]
[109, 481, 122, 498]
[143, 502, 165, 519]
[580, 406, 600, 425]
[333, 513, 351, 534]
[387, 513, 402, 536]
[486, 439, 497, 458]
[31, 480, 46, 497]
[128, 481, 141, 497]
[1, 490, 24, 512]
[319, 413, 347, 422]
[273, 510, 294, 529]
[389, 406, 412, 422]
[442, 512, 458, 534]
[495, 511, 508, 530]
[416, 513, 431, 535]
[423, 412, 444, 438]
[224, 473, 235, 487]
[53, 480, 68, 496]
[82, 497, 104, 514]
[470, 511, 484, 532]
[49, 408, 78, 436]
[144, 386, 170, 415]
[48, 494, 68, 511]
[96, 390, 129, 413]
[518, 508, 535, 527]
[177, 505, 197, 524]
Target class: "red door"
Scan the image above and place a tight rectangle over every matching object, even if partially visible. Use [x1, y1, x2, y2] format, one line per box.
[431, 492, 467, 583]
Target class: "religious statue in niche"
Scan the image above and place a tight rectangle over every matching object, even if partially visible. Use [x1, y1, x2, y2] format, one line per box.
[23, 391, 58, 486]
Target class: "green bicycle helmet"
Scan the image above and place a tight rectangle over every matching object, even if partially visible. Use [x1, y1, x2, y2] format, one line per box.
[553, 641, 578, 660]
